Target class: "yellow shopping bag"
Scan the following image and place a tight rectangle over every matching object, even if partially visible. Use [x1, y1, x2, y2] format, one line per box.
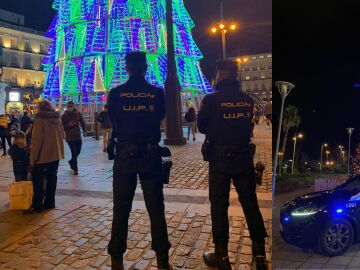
[8, 181, 33, 210]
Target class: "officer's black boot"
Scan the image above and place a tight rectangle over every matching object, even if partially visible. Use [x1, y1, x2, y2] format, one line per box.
[111, 256, 124, 270]
[156, 253, 172, 270]
[252, 241, 268, 270]
[203, 246, 231, 270]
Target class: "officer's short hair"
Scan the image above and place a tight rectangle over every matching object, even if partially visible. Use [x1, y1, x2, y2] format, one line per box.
[216, 59, 239, 80]
[125, 51, 148, 74]
[67, 101, 74, 106]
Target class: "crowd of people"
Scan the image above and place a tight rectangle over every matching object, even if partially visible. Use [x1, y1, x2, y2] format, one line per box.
[0, 100, 93, 214]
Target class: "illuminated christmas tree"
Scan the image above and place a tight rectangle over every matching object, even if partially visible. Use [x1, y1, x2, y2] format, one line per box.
[42, 0, 212, 106]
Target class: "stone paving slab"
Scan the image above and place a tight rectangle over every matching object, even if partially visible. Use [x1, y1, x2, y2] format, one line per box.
[0, 207, 271, 270]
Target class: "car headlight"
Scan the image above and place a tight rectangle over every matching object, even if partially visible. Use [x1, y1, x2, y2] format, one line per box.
[291, 206, 321, 217]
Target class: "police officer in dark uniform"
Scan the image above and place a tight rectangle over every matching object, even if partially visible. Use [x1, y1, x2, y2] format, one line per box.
[107, 52, 171, 270]
[198, 60, 268, 270]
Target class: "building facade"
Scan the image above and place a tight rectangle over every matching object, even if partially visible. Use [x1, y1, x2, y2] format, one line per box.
[0, 9, 51, 115]
[233, 53, 272, 102]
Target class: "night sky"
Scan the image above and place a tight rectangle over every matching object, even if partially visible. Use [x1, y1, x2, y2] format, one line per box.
[273, 0, 360, 160]
[0, 0, 272, 80]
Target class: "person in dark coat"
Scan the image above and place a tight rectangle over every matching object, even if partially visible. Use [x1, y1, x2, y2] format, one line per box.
[9, 131, 29, 181]
[97, 105, 113, 152]
[185, 104, 197, 141]
[20, 111, 33, 133]
[0, 114, 12, 156]
[61, 101, 87, 175]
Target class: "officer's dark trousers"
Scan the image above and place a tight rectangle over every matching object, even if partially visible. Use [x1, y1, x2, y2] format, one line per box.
[209, 165, 267, 248]
[108, 157, 171, 257]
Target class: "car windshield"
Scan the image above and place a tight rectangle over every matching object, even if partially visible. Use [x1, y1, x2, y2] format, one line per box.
[335, 176, 360, 191]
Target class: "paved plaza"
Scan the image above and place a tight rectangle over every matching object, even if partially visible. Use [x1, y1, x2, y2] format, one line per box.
[0, 125, 272, 270]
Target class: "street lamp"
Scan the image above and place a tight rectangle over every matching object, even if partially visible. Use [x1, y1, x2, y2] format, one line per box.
[291, 133, 303, 174]
[347, 128, 354, 176]
[325, 150, 330, 161]
[272, 81, 295, 199]
[320, 143, 328, 173]
[210, 22, 238, 59]
[338, 145, 344, 165]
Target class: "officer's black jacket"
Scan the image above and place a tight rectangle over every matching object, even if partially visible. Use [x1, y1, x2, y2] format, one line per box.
[197, 79, 254, 149]
[107, 75, 166, 144]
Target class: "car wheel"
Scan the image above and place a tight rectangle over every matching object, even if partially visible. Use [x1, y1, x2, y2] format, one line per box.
[318, 218, 354, 256]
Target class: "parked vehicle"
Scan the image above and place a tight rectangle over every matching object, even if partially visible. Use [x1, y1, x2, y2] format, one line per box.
[280, 175, 360, 256]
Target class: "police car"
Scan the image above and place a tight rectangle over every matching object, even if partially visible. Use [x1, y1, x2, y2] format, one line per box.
[280, 175, 360, 256]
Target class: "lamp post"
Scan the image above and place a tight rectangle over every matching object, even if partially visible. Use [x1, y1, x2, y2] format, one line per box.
[320, 143, 328, 173]
[164, 0, 186, 145]
[325, 150, 330, 161]
[210, 23, 237, 59]
[347, 128, 354, 176]
[291, 133, 303, 174]
[338, 145, 342, 165]
[272, 81, 295, 199]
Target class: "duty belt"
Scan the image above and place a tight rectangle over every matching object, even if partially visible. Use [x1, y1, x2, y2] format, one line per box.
[115, 141, 159, 159]
[215, 144, 251, 159]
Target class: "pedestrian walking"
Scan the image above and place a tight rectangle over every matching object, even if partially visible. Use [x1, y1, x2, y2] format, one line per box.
[0, 113, 12, 156]
[185, 104, 196, 141]
[107, 52, 171, 270]
[61, 101, 86, 175]
[9, 131, 29, 181]
[198, 59, 268, 270]
[97, 105, 113, 152]
[25, 100, 64, 214]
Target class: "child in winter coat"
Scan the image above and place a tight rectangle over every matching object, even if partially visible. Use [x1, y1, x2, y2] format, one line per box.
[9, 131, 29, 181]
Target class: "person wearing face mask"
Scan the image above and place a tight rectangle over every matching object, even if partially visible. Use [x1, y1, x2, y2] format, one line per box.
[61, 101, 87, 175]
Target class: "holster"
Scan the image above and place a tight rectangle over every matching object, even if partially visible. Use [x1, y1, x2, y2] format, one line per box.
[107, 139, 116, 160]
[201, 139, 213, 161]
[160, 147, 173, 184]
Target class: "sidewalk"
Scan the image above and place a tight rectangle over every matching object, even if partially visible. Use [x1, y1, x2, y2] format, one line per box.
[0, 125, 272, 270]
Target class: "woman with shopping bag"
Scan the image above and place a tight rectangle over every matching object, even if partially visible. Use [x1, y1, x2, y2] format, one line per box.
[24, 100, 64, 214]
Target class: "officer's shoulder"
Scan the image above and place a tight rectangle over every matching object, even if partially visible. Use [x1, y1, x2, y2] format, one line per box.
[110, 84, 126, 92]
[109, 84, 127, 97]
[147, 83, 164, 95]
[240, 92, 254, 103]
[203, 92, 217, 100]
